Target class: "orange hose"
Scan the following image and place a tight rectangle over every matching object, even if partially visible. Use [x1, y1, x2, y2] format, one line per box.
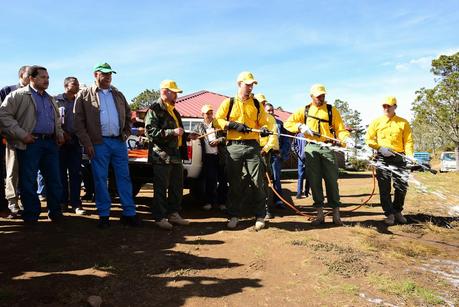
[265, 172, 316, 220]
[265, 166, 377, 220]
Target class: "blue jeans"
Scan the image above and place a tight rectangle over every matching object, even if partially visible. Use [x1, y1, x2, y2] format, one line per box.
[92, 138, 136, 217]
[17, 139, 62, 221]
[271, 154, 283, 204]
[59, 137, 82, 208]
[297, 157, 306, 195]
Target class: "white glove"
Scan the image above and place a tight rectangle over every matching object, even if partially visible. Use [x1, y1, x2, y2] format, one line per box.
[378, 147, 395, 157]
[298, 124, 314, 136]
[345, 138, 356, 149]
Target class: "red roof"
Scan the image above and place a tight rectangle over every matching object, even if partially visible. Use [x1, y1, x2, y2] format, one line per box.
[175, 90, 228, 118]
[132, 90, 292, 121]
[175, 90, 292, 121]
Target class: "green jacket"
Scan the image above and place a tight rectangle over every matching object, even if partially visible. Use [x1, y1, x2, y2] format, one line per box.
[145, 98, 188, 164]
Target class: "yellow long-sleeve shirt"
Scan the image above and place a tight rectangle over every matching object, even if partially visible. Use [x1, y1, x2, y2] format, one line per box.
[215, 96, 269, 140]
[165, 101, 182, 147]
[284, 103, 350, 143]
[365, 114, 414, 157]
[259, 114, 279, 153]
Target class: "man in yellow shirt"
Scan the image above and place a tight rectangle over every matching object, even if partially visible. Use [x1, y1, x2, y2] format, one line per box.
[254, 93, 279, 219]
[365, 96, 414, 225]
[215, 72, 270, 230]
[284, 84, 353, 226]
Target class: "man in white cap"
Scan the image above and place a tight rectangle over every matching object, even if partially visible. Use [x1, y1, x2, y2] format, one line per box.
[193, 104, 228, 211]
[144, 80, 196, 230]
[284, 84, 354, 226]
[215, 71, 271, 231]
[366, 96, 413, 225]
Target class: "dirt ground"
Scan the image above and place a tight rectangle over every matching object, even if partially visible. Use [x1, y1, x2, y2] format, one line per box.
[0, 171, 458, 307]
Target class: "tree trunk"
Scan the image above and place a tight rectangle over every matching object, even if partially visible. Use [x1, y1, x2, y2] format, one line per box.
[456, 144, 459, 171]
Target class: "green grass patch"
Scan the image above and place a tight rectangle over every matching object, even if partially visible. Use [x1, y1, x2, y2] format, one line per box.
[368, 274, 444, 305]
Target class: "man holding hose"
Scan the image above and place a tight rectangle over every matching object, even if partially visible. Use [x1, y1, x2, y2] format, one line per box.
[366, 96, 414, 226]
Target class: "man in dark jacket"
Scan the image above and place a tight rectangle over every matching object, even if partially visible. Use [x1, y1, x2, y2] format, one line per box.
[56, 77, 86, 215]
[144, 80, 197, 230]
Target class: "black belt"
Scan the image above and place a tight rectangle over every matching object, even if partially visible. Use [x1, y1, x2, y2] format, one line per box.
[227, 139, 258, 145]
[102, 135, 121, 139]
[32, 133, 55, 140]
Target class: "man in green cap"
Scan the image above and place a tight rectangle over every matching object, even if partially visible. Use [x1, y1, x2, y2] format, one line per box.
[74, 62, 139, 229]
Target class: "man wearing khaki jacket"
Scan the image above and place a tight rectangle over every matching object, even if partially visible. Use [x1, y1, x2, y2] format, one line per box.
[74, 63, 139, 229]
[0, 65, 64, 223]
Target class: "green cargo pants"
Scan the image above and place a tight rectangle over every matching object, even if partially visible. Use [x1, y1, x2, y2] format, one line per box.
[226, 140, 266, 218]
[151, 162, 184, 220]
[261, 151, 274, 214]
[304, 143, 341, 208]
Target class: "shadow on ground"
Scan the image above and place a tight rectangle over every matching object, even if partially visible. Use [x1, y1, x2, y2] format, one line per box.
[0, 212, 261, 307]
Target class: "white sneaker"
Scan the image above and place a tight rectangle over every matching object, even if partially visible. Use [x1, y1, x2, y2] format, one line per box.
[254, 218, 265, 231]
[155, 218, 173, 230]
[227, 217, 239, 229]
[394, 212, 407, 224]
[168, 213, 190, 225]
[202, 204, 212, 211]
[74, 207, 87, 215]
[384, 214, 395, 226]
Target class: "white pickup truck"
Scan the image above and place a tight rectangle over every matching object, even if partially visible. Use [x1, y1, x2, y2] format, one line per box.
[439, 151, 457, 173]
[124, 112, 203, 197]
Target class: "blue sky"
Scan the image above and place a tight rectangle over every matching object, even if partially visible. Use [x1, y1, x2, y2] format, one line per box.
[1, 0, 458, 124]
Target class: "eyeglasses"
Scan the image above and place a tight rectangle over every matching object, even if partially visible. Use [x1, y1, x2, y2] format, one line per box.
[382, 104, 394, 109]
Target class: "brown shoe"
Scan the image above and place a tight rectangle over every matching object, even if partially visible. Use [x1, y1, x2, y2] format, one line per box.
[155, 218, 173, 230]
[384, 214, 395, 226]
[394, 212, 407, 224]
[168, 213, 190, 226]
[311, 207, 325, 226]
[332, 208, 343, 226]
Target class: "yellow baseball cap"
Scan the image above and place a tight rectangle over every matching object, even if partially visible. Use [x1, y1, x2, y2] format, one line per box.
[160, 80, 183, 93]
[382, 96, 397, 106]
[254, 93, 267, 103]
[237, 71, 258, 85]
[310, 84, 327, 97]
[201, 104, 213, 113]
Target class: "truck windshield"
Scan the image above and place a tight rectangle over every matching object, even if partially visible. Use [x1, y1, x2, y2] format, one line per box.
[442, 153, 456, 161]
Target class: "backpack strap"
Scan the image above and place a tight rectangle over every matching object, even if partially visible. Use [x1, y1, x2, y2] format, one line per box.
[253, 98, 260, 125]
[326, 103, 335, 137]
[226, 97, 234, 121]
[303, 103, 335, 136]
[304, 104, 311, 124]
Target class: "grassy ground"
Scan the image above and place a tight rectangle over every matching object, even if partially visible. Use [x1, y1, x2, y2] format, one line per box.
[0, 171, 458, 306]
